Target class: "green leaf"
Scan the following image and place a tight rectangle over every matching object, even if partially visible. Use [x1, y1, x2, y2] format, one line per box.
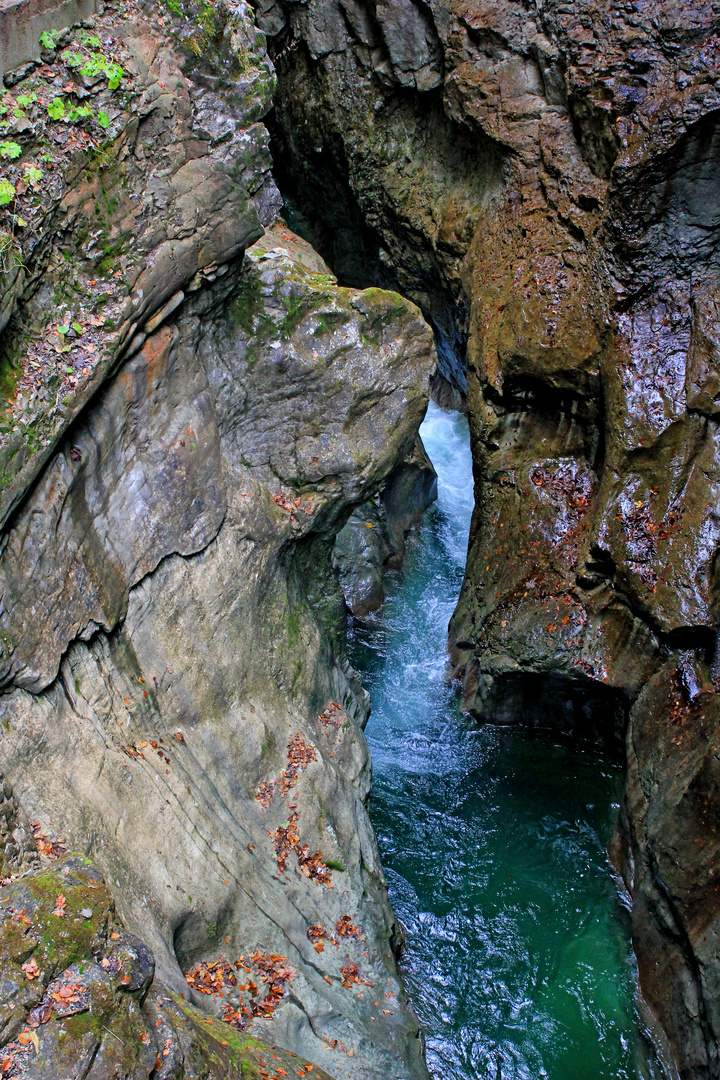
[23, 165, 42, 186]
[39, 29, 59, 48]
[16, 93, 37, 107]
[61, 345, 73, 354]
[72, 322, 82, 335]
[0, 141, 22, 160]
[0, 179, 15, 206]
[65, 365, 74, 372]
[61, 49, 84, 68]
[104, 61, 124, 90]
[15, 217, 27, 227]
[47, 98, 65, 120]
[57, 324, 69, 335]
[97, 110, 110, 129]
[80, 55, 103, 79]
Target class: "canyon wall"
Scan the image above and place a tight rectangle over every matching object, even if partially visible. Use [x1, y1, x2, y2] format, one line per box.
[0, 3, 437, 1076]
[261, 0, 720, 1076]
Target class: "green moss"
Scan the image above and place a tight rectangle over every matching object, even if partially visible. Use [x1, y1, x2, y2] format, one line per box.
[260, 728, 277, 757]
[291, 657, 304, 693]
[0, 355, 20, 416]
[229, 273, 263, 334]
[279, 291, 307, 339]
[312, 310, 346, 338]
[286, 607, 300, 648]
[322, 858, 346, 872]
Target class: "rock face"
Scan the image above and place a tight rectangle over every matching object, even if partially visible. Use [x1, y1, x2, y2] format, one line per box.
[0, 855, 335, 1079]
[263, 0, 720, 1075]
[333, 436, 437, 615]
[0, 3, 437, 1078]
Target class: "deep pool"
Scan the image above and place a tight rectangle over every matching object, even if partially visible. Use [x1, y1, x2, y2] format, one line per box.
[347, 402, 665, 1080]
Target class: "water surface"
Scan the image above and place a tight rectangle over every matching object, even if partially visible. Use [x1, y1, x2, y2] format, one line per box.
[348, 402, 663, 1080]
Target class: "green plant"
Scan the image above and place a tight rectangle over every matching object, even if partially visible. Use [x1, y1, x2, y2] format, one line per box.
[78, 52, 124, 88]
[0, 180, 15, 206]
[16, 93, 37, 108]
[59, 40, 124, 89]
[66, 104, 92, 122]
[39, 29, 59, 49]
[47, 98, 65, 120]
[97, 110, 110, 129]
[198, 2, 216, 33]
[23, 165, 42, 187]
[0, 142, 21, 160]
[104, 60, 124, 90]
[322, 858, 346, 872]
[61, 50, 84, 67]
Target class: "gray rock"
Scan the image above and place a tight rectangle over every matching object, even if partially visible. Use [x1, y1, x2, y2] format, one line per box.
[0, 222, 434, 1080]
[333, 435, 438, 614]
[265, 0, 720, 1073]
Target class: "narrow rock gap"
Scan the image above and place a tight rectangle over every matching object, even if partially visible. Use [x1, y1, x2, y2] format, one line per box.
[262, 31, 673, 1080]
[266, 104, 469, 410]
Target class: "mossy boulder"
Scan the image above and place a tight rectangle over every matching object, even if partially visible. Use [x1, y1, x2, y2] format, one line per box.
[0, 858, 332, 1079]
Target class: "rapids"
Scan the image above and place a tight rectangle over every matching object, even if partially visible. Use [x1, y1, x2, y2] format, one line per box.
[348, 402, 664, 1080]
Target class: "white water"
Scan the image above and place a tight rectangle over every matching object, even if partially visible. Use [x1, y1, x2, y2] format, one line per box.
[348, 401, 663, 1080]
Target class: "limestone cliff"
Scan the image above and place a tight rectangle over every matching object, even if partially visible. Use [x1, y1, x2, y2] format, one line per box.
[262, 0, 720, 1076]
[0, 2, 437, 1077]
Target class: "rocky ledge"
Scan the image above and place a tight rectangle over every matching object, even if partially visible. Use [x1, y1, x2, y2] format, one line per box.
[0, 854, 334, 1079]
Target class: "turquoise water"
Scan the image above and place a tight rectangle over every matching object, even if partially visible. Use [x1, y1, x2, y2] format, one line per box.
[347, 403, 664, 1080]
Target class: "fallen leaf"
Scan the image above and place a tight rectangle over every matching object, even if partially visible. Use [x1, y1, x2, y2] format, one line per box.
[22, 957, 40, 980]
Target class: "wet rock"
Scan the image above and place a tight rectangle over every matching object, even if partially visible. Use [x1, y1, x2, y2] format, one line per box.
[333, 435, 438, 615]
[333, 500, 391, 615]
[0, 0, 280, 532]
[0, 212, 434, 1079]
[617, 663, 720, 1080]
[383, 435, 438, 564]
[265, 0, 720, 1072]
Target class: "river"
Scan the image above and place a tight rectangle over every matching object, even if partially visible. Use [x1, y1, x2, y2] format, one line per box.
[347, 402, 664, 1080]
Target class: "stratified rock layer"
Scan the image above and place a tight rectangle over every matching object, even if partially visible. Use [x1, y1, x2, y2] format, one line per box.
[263, 1, 720, 1075]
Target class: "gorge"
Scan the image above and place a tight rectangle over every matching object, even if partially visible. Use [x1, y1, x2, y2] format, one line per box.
[0, 0, 719, 1078]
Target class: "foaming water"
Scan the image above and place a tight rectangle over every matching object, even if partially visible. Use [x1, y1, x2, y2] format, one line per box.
[348, 402, 663, 1080]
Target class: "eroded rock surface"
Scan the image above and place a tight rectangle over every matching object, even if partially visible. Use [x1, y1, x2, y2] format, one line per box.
[0, 216, 435, 1078]
[0, 856, 334, 1079]
[0, 2, 437, 1077]
[264, 0, 720, 1074]
[333, 436, 437, 615]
